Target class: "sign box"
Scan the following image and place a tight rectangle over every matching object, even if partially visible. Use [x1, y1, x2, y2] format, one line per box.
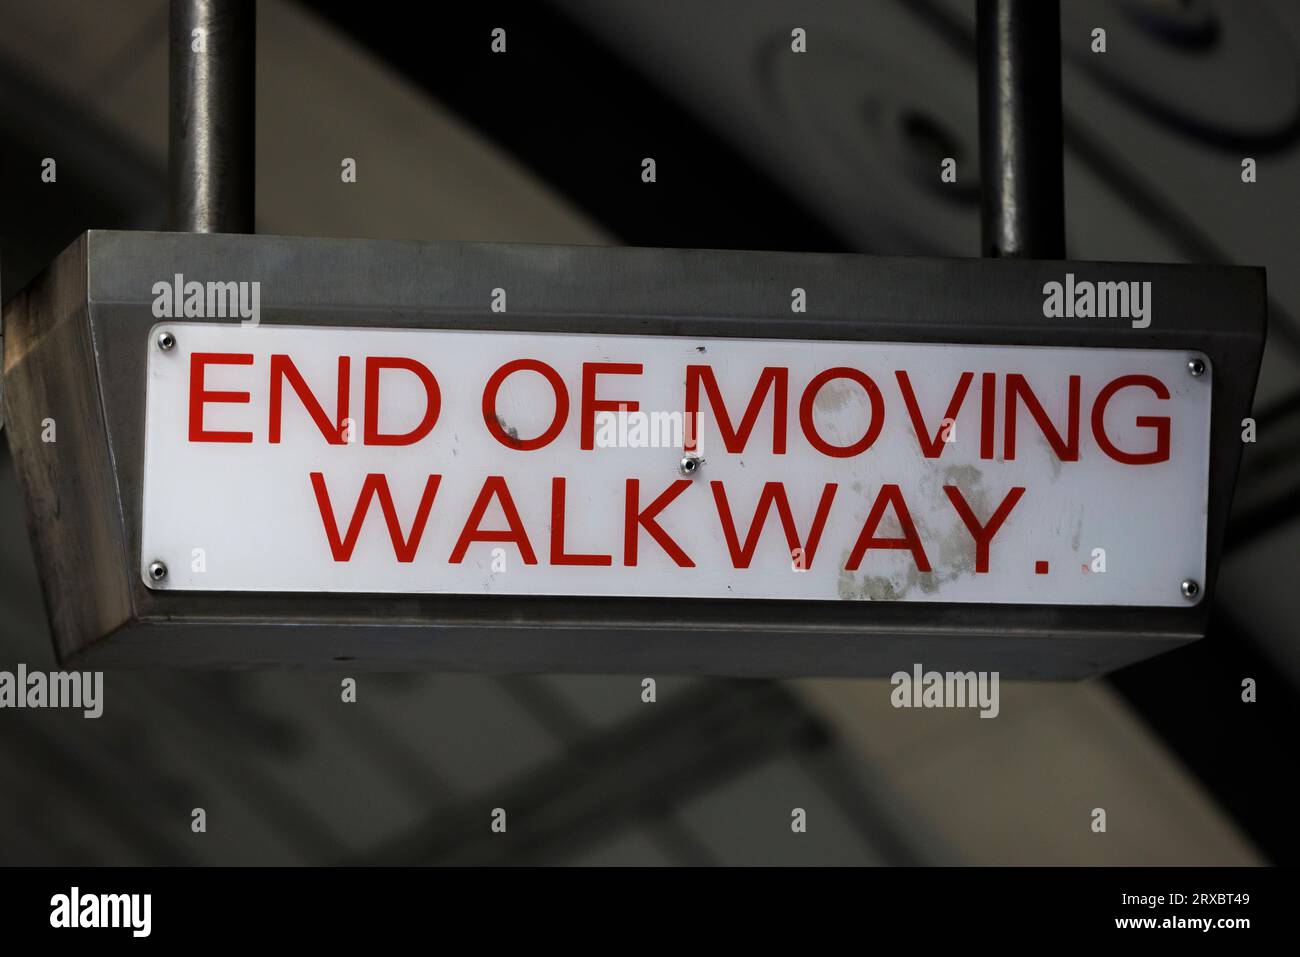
[1, 232, 1266, 675]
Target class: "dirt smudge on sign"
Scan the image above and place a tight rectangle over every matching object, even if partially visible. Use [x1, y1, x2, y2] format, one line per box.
[838, 569, 901, 601]
[834, 464, 994, 601]
[936, 464, 983, 577]
[813, 381, 859, 414]
[495, 414, 519, 442]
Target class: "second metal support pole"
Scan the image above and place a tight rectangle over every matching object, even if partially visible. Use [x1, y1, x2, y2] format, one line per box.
[976, 0, 1064, 259]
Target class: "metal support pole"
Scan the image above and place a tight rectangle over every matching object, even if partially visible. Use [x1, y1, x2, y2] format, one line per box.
[168, 0, 255, 233]
[976, 0, 1064, 258]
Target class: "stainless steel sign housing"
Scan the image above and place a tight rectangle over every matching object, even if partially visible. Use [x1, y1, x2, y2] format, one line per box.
[0, 232, 1266, 675]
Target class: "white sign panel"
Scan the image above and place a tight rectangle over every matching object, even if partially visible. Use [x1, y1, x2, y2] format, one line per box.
[141, 323, 1210, 606]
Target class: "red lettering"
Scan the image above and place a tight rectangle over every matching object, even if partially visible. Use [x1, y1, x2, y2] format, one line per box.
[550, 477, 612, 566]
[364, 357, 440, 446]
[943, 485, 1025, 573]
[581, 362, 641, 450]
[310, 472, 440, 562]
[1092, 375, 1171, 465]
[799, 368, 885, 458]
[189, 352, 253, 443]
[980, 372, 996, 460]
[269, 354, 350, 444]
[482, 359, 569, 451]
[1004, 373, 1080, 461]
[449, 476, 537, 564]
[845, 484, 930, 572]
[624, 479, 694, 567]
[711, 481, 837, 569]
[895, 370, 974, 458]
[685, 366, 787, 454]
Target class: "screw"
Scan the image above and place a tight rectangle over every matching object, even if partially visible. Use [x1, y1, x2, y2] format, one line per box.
[148, 560, 168, 582]
[157, 331, 176, 352]
[1187, 357, 1205, 377]
[678, 454, 703, 476]
[1180, 578, 1200, 600]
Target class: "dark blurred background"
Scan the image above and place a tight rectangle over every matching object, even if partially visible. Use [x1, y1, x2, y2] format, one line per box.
[0, 0, 1297, 865]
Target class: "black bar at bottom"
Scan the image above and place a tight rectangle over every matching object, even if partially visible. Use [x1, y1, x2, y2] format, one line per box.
[0, 866, 1277, 942]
